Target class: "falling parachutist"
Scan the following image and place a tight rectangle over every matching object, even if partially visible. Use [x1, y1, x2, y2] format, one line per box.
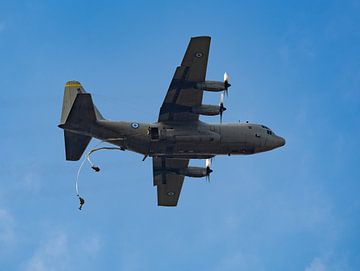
[91, 165, 100, 172]
[78, 196, 85, 210]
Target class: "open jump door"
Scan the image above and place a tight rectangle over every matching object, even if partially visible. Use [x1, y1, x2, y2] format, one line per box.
[149, 126, 160, 141]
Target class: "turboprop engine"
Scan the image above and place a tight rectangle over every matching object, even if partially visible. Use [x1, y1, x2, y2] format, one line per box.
[177, 166, 212, 178]
[191, 93, 226, 122]
[176, 159, 212, 181]
[195, 81, 228, 92]
[195, 72, 231, 93]
[191, 105, 224, 116]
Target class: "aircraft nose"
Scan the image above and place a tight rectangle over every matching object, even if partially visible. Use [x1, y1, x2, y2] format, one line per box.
[276, 136, 286, 147]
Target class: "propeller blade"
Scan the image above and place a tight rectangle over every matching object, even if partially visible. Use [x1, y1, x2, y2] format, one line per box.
[219, 93, 226, 123]
[205, 158, 213, 182]
[223, 72, 231, 96]
[224, 72, 229, 82]
[205, 158, 212, 169]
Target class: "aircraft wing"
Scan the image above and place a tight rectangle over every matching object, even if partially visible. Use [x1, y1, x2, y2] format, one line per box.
[158, 36, 211, 122]
[152, 157, 189, 206]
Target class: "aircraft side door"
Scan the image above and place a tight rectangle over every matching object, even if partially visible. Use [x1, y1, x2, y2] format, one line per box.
[149, 126, 160, 141]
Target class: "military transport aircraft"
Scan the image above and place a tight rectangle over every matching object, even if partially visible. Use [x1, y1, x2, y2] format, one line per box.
[58, 36, 285, 206]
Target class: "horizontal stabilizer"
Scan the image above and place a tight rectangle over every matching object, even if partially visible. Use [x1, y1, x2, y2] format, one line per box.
[64, 130, 91, 161]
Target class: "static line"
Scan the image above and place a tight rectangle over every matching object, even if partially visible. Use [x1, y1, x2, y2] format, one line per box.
[75, 139, 125, 201]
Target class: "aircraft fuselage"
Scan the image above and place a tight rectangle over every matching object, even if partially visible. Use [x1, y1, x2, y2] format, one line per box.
[66, 120, 285, 159]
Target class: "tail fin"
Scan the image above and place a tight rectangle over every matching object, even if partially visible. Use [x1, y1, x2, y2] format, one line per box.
[59, 81, 103, 125]
[59, 81, 103, 161]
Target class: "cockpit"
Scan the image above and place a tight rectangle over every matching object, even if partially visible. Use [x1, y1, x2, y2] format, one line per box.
[261, 125, 274, 135]
[243, 122, 286, 152]
[253, 124, 286, 150]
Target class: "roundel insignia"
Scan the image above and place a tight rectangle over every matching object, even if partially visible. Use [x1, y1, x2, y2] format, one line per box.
[167, 191, 175, 196]
[195, 52, 203, 58]
[131, 122, 139, 129]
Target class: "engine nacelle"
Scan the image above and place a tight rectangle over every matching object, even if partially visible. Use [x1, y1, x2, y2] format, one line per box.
[177, 166, 211, 178]
[195, 81, 227, 92]
[192, 104, 221, 116]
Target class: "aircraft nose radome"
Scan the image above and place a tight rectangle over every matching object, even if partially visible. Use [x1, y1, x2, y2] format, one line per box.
[277, 136, 286, 147]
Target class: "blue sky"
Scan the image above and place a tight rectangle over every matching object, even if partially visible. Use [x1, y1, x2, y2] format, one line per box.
[1, 0, 360, 270]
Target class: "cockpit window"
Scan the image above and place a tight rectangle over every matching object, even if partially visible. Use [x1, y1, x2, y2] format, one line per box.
[262, 125, 274, 135]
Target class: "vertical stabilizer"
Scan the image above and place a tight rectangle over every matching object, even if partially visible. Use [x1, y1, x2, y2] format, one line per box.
[60, 81, 103, 125]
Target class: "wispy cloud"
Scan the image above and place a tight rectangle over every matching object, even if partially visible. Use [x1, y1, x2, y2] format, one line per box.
[305, 257, 326, 271]
[24, 232, 70, 271]
[22, 230, 104, 271]
[304, 255, 351, 271]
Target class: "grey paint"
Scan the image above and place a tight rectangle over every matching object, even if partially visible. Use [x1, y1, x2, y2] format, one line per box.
[61, 118, 285, 157]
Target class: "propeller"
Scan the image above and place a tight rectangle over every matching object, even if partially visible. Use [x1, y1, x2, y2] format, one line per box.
[223, 72, 231, 96]
[219, 93, 227, 123]
[205, 158, 213, 182]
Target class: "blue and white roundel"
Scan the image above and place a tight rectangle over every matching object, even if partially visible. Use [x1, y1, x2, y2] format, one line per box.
[131, 122, 140, 129]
